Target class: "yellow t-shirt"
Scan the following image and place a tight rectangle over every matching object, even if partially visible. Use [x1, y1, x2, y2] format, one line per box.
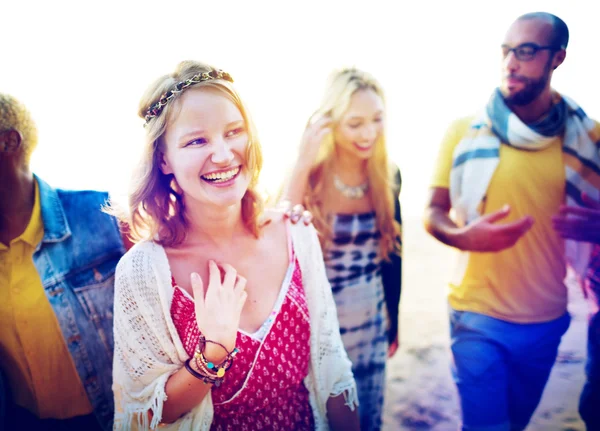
[431, 117, 569, 323]
[0, 180, 92, 418]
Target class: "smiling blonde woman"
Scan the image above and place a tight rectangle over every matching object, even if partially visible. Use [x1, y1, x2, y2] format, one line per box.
[284, 68, 403, 431]
[111, 61, 359, 431]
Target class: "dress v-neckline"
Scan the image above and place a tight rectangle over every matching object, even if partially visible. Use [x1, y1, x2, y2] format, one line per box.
[172, 221, 295, 341]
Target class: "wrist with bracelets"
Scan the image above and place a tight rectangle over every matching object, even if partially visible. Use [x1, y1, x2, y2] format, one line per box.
[184, 335, 240, 387]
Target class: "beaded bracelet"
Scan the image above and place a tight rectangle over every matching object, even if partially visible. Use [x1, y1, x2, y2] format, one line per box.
[196, 335, 240, 374]
[194, 350, 233, 377]
[194, 355, 225, 381]
[198, 335, 240, 358]
[184, 359, 223, 387]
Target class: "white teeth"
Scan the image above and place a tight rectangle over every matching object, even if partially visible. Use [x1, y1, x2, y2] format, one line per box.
[202, 167, 240, 182]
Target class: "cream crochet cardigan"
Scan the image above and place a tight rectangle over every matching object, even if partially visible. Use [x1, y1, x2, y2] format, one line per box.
[112, 223, 358, 430]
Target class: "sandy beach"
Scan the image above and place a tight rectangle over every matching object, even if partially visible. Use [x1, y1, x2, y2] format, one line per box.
[382, 217, 590, 431]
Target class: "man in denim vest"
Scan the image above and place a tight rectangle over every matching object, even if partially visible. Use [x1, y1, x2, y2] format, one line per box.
[0, 93, 125, 431]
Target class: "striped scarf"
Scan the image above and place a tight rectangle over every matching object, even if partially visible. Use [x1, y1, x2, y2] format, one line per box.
[449, 88, 600, 276]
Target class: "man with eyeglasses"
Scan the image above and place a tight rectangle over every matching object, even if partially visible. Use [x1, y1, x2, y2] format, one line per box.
[423, 11, 600, 431]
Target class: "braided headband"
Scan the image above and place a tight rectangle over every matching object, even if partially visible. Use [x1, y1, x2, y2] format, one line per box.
[144, 69, 234, 125]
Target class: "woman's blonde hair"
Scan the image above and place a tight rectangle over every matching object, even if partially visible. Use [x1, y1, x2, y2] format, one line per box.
[121, 60, 264, 247]
[305, 68, 400, 260]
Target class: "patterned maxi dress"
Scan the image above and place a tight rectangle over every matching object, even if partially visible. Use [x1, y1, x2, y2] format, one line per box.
[324, 212, 388, 431]
[170, 240, 314, 431]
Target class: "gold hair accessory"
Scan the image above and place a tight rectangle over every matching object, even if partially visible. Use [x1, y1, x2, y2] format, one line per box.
[144, 69, 234, 125]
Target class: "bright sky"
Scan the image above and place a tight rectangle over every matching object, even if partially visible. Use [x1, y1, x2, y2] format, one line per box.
[3, 0, 599, 217]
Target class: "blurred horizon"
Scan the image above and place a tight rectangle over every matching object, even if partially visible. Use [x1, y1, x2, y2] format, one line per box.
[3, 0, 599, 217]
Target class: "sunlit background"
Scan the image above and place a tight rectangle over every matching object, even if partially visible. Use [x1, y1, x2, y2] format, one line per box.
[3, 0, 599, 218]
[4, 2, 598, 428]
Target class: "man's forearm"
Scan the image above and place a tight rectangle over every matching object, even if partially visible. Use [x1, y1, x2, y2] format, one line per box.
[423, 207, 468, 250]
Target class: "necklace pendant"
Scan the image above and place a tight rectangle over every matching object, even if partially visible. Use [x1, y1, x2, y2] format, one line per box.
[333, 175, 369, 199]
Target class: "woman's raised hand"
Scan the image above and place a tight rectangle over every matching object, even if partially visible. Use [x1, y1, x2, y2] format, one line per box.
[191, 261, 247, 358]
[298, 114, 332, 167]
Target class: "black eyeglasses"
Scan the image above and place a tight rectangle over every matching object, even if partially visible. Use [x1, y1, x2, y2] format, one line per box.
[501, 43, 560, 61]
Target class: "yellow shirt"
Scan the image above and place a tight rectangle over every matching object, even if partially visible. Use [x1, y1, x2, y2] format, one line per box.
[432, 117, 568, 323]
[0, 180, 92, 418]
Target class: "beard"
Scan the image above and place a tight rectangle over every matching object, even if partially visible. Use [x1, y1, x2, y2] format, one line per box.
[502, 60, 552, 106]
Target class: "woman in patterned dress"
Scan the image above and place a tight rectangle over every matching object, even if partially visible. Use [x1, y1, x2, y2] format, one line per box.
[284, 68, 403, 431]
[110, 60, 359, 430]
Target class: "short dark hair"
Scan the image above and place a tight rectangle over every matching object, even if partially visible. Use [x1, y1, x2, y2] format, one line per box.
[0, 93, 38, 164]
[518, 12, 569, 49]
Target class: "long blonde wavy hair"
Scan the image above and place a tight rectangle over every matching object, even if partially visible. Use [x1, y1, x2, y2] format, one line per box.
[305, 68, 400, 261]
[120, 60, 264, 247]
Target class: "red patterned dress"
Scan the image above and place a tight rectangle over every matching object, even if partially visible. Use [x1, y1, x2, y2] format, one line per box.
[170, 246, 314, 431]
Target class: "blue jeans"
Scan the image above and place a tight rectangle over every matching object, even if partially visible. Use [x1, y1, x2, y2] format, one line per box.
[449, 309, 570, 431]
[579, 305, 600, 429]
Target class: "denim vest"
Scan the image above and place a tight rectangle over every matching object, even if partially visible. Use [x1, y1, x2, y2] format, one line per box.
[33, 175, 124, 431]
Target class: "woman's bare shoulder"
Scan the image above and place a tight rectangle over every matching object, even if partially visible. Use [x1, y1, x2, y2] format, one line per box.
[260, 209, 287, 242]
[260, 208, 286, 229]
